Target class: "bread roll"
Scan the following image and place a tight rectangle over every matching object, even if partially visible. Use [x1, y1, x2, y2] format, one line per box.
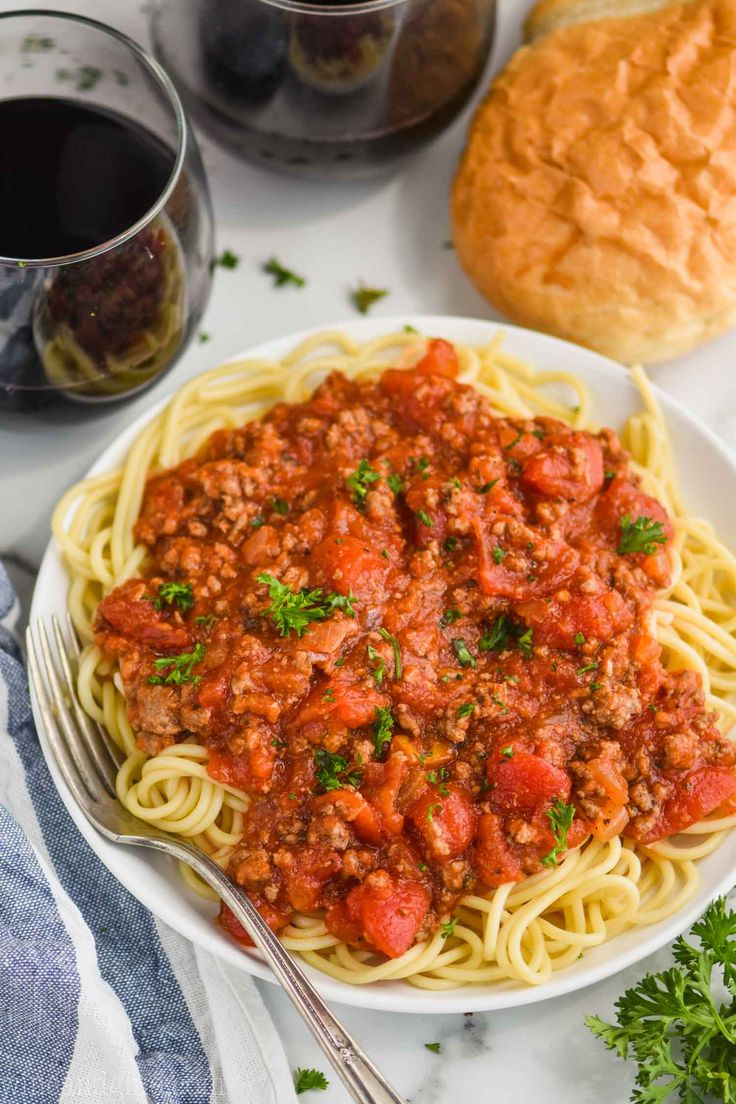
[451, 0, 736, 364]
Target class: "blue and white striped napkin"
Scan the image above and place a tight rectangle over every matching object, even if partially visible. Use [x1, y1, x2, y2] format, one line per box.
[0, 564, 297, 1104]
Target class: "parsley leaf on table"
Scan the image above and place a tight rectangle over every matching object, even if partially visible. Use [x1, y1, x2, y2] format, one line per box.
[294, 1067, 329, 1094]
[263, 256, 306, 288]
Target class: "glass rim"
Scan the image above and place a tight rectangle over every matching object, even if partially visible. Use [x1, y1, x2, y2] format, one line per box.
[0, 8, 188, 269]
[254, 0, 407, 14]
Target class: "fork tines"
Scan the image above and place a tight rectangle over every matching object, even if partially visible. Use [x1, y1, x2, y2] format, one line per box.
[26, 615, 122, 814]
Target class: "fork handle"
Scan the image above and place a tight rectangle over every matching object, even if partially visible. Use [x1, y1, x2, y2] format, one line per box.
[146, 837, 406, 1104]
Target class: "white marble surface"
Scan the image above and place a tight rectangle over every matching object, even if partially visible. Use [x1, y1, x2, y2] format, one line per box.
[2, 0, 735, 1099]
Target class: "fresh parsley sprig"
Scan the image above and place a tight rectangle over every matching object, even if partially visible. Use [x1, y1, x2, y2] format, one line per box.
[294, 1067, 329, 1094]
[314, 749, 361, 792]
[618, 514, 667, 556]
[257, 573, 356, 638]
[586, 897, 736, 1104]
[347, 459, 380, 509]
[540, 799, 575, 867]
[146, 581, 193, 612]
[148, 643, 205, 686]
[373, 706, 394, 760]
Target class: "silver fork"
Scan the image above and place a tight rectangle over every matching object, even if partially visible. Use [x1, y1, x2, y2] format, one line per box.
[27, 615, 405, 1104]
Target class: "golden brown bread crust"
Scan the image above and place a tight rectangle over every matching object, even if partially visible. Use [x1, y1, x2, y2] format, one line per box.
[451, 0, 736, 364]
[523, 0, 692, 39]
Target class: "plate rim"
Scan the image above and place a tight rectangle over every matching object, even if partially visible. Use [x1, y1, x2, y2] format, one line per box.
[29, 313, 736, 1014]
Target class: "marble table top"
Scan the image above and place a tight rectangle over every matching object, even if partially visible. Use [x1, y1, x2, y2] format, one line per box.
[2, 0, 734, 1100]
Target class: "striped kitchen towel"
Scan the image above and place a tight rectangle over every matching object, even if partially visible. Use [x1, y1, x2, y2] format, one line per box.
[0, 563, 297, 1104]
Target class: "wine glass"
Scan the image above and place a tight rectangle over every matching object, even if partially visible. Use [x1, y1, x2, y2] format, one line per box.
[151, 0, 496, 180]
[0, 10, 214, 412]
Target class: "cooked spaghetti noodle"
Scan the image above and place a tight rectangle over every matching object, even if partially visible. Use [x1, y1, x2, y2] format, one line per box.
[52, 329, 736, 989]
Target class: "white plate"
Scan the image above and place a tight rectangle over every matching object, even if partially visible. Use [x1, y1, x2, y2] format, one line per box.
[29, 315, 736, 1013]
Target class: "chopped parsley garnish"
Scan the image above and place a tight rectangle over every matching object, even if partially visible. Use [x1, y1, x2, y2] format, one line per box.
[416, 509, 433, 528]
[540, 799, 575, 867]
[198, 332, 211, 344]
[352, 283, 389, 314]
[250, 515, 265, 528]
[271, 498, 290, 515]
[195, 613, 217, 629]
[618, 514, 667, 556]
[294, 1067, 329, 1094]
[443, 536, 459, 553]
[387, 472, 404, 495]
[440, 608, 462, 627]
[427, 767, 450, 796]
[148, 643, 205, 686]
[504, 429, 524, 452]
[604, 469, 616, 482]
[500, 745, 514, 759]
[404, 324, 419, 334]
[373, 706, 394, 760]
[146, 581, 193, 612]
[492, 546, 505, 564]
[440, 917, 457, 940]
[378, 627, 402, 679]
[477, 479, 499, 494]
[590, 682, 602, 691]
[424, 1043, 441, 1054]
[414, 456, 431, 479]
[492, 693, 509, 715]
[257, 573, 355, 638]
[213, 249, 239, 270]
[263, 256, 306, 288]
[314, 749, 361, 792]
[479, 615, 532, 658]
[426, 802, 443, 823]
[452, 638, 476, 668]
[366, 644, 385, 686]
[456, 702, 475, 719]
[576, 661, 599, 676]
[586, 897, 736, 1104]
[574, 632, 586, 645]
[322, 687, 335, 702]
[347, 459, 380, 509]
[450, 477, 463, 490]
[532, 429, 545, 440]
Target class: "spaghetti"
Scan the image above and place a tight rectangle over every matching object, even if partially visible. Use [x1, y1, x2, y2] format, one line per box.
[52, 329, 736, 989]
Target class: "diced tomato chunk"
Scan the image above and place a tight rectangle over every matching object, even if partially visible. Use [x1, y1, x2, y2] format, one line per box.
[95, 580, 193, 655]
[517, 590, 633, 649]
[208, 744, 276, 794]
[414, 338, 459, 379]
[324, 899, 363, 945]
[410, 784, 477, 860]
[639, 767, 736, 842]
[275, 846, 343, 912]
[522, 433, 604, 501]
[475, 813, 524, 886]
[328, 874, 430, 958]
[490, 750, 571, 815]
[310, 535, 387, 601]
[218, 899, 290, 948]
[361, 755, 407, 839]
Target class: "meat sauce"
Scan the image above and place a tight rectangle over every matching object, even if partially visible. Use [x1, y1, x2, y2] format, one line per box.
[95, 341, 736, 959]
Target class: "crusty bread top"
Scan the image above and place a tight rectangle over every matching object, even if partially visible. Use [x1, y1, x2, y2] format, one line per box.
[524, 0, 696, 39]
[451, 0, 736, 363]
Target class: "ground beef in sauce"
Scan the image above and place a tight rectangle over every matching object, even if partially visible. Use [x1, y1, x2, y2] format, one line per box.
[94, 339, 736, 959]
